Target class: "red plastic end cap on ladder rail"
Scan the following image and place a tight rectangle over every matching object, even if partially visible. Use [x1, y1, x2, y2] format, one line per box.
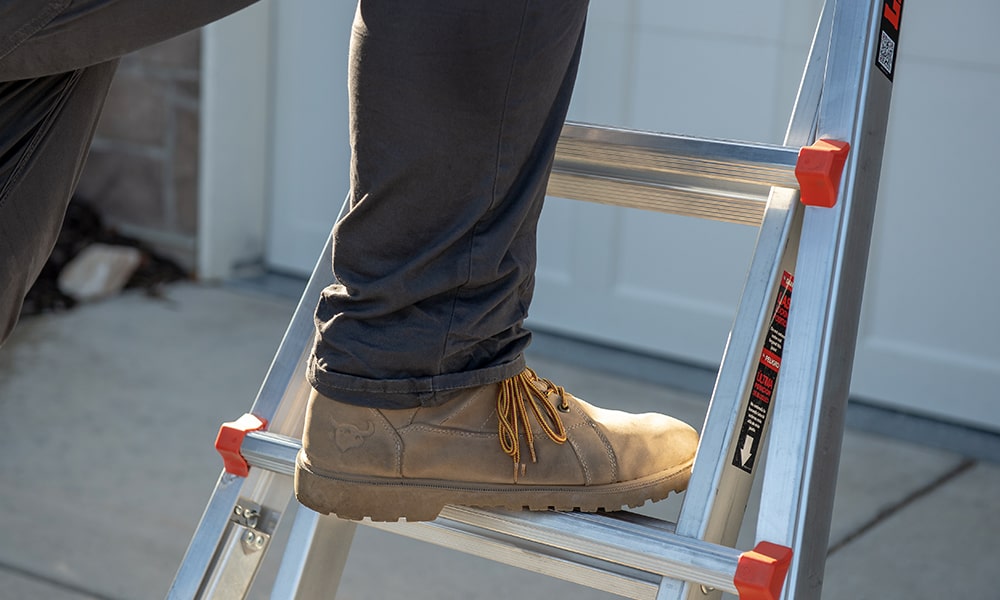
[733, 541, 794, 600]
[214, 413, 268, 477]
[795, 139, 851, 208]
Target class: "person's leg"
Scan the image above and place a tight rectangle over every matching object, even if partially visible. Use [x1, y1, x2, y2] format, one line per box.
[0, 0, 258, 80]
[0, 0, 258, 345]
[309, 0, 589, 408]
[297, 0, 700, 522]
[0, 64, 117, 343]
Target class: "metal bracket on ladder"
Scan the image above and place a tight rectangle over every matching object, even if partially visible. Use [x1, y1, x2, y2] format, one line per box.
[168, 0, 901, 598]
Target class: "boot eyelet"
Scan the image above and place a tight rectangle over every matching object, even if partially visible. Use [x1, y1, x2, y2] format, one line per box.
[558, 401, 571, 413]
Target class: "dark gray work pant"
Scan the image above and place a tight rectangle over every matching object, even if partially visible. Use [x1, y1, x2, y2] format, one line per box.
[308, 0, 590, 408]
[0, 0, 258, 343]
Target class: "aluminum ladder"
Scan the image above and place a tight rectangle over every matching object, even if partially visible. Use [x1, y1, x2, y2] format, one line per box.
[169, 0, 903, 597]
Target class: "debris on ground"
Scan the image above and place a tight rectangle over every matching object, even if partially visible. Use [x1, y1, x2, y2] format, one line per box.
[20, 197, 190, 317]
[58, 243, 144, 302]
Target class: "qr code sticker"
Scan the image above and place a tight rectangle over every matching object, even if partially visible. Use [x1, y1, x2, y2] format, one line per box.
[878, 30, 896, 75]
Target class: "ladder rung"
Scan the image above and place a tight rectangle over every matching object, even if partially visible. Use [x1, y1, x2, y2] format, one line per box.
[242, 430, 299, 476]
[550, 122, 800, 225]
[240, 431, 742, 596]
[392, 506, 742, 597]
[376, 510, 668, 599]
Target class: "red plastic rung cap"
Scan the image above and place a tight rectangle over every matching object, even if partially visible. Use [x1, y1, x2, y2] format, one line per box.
[795, 139, 850, 208]
[215, 413, 268, 477]
[734, 541, 794, 600]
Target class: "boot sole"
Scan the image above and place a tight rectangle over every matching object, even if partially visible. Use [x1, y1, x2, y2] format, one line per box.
[294, 450, 694, 522]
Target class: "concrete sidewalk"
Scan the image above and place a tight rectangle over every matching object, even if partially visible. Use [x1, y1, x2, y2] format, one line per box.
[0, 283, 996, 599]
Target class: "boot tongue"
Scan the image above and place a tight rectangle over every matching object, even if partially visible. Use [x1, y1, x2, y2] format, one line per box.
[530, 377, 550, 395]
[527, 371, 569, 410]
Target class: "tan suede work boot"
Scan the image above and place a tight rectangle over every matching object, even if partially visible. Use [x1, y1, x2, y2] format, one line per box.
[294, 367, 698, 522]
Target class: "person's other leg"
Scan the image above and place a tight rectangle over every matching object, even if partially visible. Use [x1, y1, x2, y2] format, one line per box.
[0, 0, 259, 345]
[0, 0, 258, 80]
[297, 0, 699, 522]
[0, 64, 118, 343]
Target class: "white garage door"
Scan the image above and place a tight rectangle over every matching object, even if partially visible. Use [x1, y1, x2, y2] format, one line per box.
[264, 0, 353, 274]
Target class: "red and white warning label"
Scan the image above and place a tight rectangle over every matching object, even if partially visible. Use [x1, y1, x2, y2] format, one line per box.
[732, 271, 793, 474]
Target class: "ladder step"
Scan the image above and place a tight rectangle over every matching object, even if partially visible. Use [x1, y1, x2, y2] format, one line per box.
[393, 506, 743, 597]
[241, 429, 299, 476]
[240, 430, 746, 597]
[550, 123, 800, 225]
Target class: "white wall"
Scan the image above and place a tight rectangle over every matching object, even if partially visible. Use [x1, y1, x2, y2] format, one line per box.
[850, 0, 1000, 429]
[197, 0, 273, 279]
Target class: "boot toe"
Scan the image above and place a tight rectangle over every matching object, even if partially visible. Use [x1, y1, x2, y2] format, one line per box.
[575, 398, 699, 482]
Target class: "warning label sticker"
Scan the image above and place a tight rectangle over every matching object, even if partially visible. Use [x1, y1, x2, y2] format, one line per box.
[732, 271, 793, 474]
[876, 0, 903, 81]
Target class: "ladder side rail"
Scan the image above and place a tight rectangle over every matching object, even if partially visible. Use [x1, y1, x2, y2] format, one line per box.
[169, 226, 341, 598]
[672, 0, 832, 558]
[167, 472, 251, 599]
[666, 2, 837, 597]
[656, 193, 800, 600]
[270, 508, 358, 600]
[195, 471, 289, 599]
[665, 191, 802, 600]
[755, 0, 897, 598]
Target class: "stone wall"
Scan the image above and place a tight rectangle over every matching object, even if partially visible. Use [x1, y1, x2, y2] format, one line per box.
[75, 30, 202, 272]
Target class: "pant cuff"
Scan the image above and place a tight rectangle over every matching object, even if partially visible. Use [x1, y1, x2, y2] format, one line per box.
[307, 353, 527, 409]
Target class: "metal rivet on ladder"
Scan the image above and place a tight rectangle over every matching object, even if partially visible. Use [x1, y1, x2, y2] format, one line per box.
[215, 413, 268, 477]
[795, 138, 851, 208]
[733, 541, 794, 600]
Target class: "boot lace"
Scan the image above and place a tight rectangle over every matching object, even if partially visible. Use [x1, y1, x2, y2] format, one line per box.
[497, 368, 570, 481]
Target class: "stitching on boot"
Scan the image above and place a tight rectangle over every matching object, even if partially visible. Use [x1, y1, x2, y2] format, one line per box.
[566, 436, 594, 485]
[402, 425, 496, 439]
[584, 415, 619, 482]
[371, 408, 404, 477]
